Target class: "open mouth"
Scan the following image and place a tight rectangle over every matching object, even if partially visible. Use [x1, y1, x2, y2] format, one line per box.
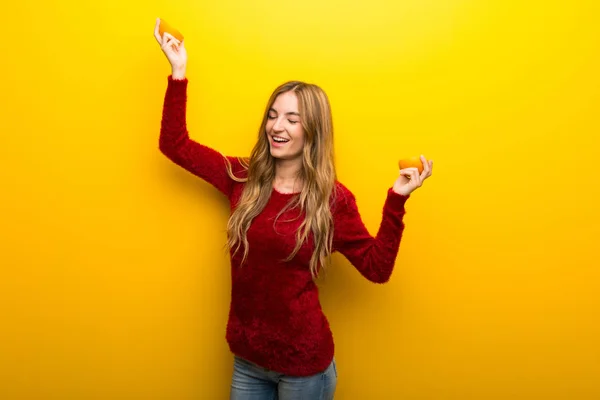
[271, 136, 290, 145]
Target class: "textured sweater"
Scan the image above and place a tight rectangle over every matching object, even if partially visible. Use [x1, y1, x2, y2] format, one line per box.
[159, 75, 410, 376]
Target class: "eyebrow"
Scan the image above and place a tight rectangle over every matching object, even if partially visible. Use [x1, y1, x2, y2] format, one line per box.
[269, 108, 300, 117]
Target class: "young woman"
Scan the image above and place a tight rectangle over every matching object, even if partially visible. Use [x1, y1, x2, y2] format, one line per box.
[154, 19, 433, 400]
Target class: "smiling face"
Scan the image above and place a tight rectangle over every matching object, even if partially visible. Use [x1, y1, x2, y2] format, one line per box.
[265, 91, 305, 163]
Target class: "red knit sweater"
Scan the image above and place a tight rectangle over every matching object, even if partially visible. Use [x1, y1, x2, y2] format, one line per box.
[159, 75, 410, 376]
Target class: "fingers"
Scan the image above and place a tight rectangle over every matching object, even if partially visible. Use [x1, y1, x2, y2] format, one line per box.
[162, 33, 181, 51]
[420, 155, 428, 174]
[400, 167, 422, 187]
[154, 18, 162, 44]
[160, 34, 182, 60]
[154, 19, 182, 50]
[419, 155, 433, 180]
[396, 156, 432, 195]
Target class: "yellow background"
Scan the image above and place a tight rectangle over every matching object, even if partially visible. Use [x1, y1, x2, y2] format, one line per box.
[1, 0, 599, 398]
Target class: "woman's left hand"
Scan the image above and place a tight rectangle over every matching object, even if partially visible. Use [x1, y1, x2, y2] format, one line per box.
[392, 155, 433, 196]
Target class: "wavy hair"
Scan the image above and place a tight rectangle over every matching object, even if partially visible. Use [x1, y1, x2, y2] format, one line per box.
[224, 81, 337, 279]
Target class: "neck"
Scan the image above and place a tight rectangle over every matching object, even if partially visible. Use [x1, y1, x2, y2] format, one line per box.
[274, 159, 303, 192]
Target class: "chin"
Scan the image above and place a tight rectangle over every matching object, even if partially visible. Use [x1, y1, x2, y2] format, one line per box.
[269, 147, 301, 161]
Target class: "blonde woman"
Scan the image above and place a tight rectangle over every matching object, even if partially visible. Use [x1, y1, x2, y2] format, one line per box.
[154, 19, 433, 400]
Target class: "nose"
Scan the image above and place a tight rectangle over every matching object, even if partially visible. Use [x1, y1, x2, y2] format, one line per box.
[272, 117, 285, 132]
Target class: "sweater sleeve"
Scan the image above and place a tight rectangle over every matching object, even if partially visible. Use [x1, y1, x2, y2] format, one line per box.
[332, 186, 410, 283]
[158, 75, 240, 197]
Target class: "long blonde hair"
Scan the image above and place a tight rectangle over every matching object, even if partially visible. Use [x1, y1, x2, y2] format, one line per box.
[225, 81, 337, 278]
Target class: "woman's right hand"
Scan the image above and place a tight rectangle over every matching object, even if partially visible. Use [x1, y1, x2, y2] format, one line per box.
[154, 18, 187, 78]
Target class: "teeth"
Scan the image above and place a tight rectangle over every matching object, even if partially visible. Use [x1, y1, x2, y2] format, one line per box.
[273, 137, 289, 143]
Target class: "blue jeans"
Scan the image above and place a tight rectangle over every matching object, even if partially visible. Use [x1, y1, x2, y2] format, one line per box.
[230, 355, 337, 400]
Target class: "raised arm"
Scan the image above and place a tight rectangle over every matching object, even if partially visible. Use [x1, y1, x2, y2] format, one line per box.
[332, 156, 433, 283]
[154, 18, 240, 197]
[332, 186, 409, 283]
